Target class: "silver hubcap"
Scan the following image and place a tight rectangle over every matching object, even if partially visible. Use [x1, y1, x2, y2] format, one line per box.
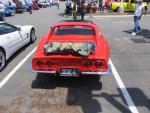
[31, 30, 35, 41]
[0, 51, 5, 70]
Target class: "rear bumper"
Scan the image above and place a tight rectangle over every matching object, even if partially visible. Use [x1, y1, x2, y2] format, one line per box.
[32, 65, 112, 76]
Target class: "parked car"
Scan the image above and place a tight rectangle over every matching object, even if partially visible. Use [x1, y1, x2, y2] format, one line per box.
[12, 0, 24, 13]
[52, 0, 59, 5]
[0, 13, 5, 21]
[32, 0, 39, 10]
[21, 0, 33, 13]
[32, 20, 111, 77]
[111, 0, 148, 12]
[83, 1, 98, 13]
[4, 7, 13, 16]
[0, 2, 5, 21]
[0, 22, 36, 71]
[38, 0, 49, 8]
[2, 0, 17, 12]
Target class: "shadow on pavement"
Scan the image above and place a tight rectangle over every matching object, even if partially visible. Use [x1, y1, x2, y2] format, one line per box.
[124, 29, 133, 34]
[58, 13, 66, 17]
[126, 88, 150, 110]
[124, 29, 150, 39]
[31, 74, 144, 113]
[124, 29, 150, 43]
[32, 74, 102, 113]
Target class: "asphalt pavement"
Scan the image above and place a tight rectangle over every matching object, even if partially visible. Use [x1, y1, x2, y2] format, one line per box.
[0, 2, 150, 113]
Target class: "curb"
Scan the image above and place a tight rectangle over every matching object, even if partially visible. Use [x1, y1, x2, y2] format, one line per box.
[64, 14, 150, 19]
[86, 13, 150, 18]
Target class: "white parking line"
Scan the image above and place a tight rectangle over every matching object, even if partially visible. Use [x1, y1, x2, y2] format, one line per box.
[0, 47, 37, 89]
[109, 59, 139, 113]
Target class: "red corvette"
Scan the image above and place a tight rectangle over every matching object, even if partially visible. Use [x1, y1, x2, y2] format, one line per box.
[32, 20, 111, 77]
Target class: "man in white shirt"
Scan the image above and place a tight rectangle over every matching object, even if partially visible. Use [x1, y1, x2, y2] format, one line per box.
[0, 2, 5, 21]
[131, 0, 144, 36]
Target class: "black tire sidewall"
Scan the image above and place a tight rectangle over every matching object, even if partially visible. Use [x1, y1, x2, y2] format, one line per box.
[30, 29, 36, 43]
[0, 49, 6, 72]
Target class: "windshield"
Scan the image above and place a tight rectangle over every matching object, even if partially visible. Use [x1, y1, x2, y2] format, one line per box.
[0, 23, 17, 35]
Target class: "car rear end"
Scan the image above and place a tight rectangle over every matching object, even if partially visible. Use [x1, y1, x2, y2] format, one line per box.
[32, 47, 110, 77]
[33, 59, 110, 76]
[32, 22, 111, 77]
[4, 7, 13, 16]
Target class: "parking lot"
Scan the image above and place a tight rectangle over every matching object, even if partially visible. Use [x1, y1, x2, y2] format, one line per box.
[0, 2, 150, 113]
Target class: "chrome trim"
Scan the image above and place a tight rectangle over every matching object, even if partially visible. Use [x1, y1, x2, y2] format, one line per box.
[31, 65, 112, 75]
[32, 70, 56, 74]
[81, 64, 112, 75]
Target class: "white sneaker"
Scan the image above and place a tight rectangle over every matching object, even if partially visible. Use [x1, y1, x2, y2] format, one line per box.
[131, 32, 136, 36]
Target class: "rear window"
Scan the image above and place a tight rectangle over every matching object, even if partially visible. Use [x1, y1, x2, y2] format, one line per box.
[54, 26, 95, 35]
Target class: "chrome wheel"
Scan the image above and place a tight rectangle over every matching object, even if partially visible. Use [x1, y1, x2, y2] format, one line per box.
[30, 29, 36, 43]
[0, 50, 6, 71]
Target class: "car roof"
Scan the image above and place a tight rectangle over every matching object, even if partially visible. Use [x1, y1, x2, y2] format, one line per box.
[58, 19, 94, 24]
[53, 20, 96, 30]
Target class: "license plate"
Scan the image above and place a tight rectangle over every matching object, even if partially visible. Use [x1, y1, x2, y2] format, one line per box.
[60, 68, 78, 76]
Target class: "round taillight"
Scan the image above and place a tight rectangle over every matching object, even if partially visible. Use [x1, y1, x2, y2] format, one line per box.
[36, 60, 44, 67]
[46, 61, 53, 67]
[84, 61, 92, 68]
[95, 61, 103, 68]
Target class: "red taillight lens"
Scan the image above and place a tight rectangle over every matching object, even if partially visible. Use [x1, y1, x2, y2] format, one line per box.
[84, 61, 92, 68]
[36, 60, 44, 67]
[46, 61, 53, 67]
[95, 61, 103, 68]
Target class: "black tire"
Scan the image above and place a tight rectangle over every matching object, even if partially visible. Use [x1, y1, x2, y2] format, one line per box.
[30, 28, 36, 43]
[0, 48, 6, 72]
[99, 81, 102, 90]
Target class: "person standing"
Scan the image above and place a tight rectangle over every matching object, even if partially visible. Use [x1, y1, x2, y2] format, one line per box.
[66, 0, 71, 14]
[131, 0, 145, 36]
[0, 2, 5, 22]
[80, 0, 86, 21]
[98, 0, 103, 11]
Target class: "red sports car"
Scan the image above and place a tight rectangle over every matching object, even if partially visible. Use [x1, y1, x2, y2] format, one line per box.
[32, 20, 111, 77]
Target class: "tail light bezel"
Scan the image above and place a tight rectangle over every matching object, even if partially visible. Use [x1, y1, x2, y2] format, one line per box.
[46, 61, 53, 67]
[95, 60, 107, 69]
[83, 61, 93, 68]
[36, 60, 45, 67]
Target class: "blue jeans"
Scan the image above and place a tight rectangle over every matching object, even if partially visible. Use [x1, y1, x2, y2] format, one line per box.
[133, 16, 142, 33]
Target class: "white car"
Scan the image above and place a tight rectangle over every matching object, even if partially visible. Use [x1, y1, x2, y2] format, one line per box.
[38, 0, 50, 8]
[0, 22, 36, 71]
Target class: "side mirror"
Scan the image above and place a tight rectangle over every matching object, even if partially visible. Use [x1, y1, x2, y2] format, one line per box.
[17, 27, 21, 31]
